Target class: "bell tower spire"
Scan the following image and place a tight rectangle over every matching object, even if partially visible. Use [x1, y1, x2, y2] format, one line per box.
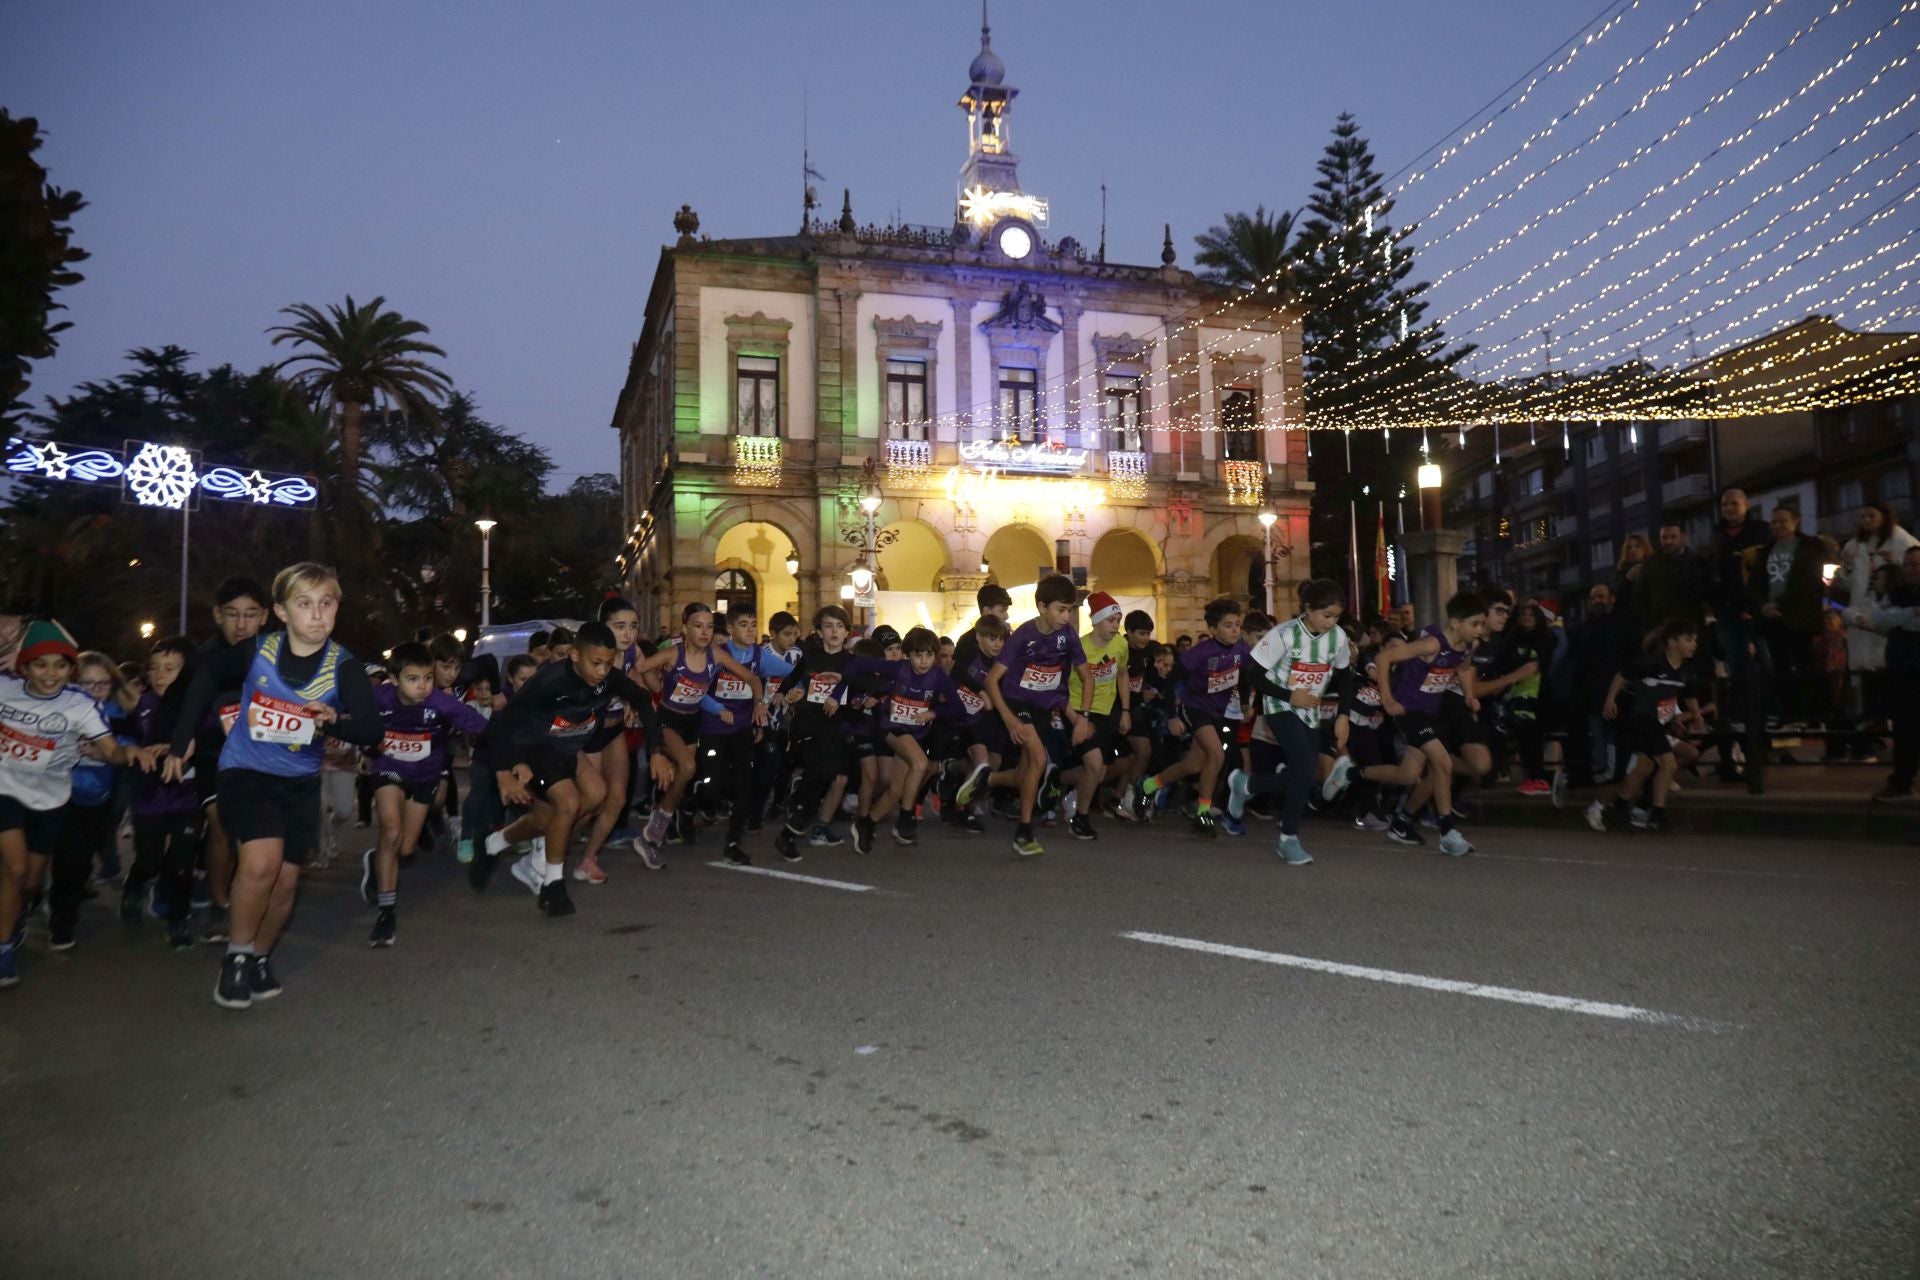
[955, 4, 1047, 242]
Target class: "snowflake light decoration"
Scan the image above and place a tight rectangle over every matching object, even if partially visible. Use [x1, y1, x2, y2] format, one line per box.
[124, 443, 200, 509]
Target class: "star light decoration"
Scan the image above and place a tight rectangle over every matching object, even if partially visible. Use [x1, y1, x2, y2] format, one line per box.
[3, 437, 319, 510]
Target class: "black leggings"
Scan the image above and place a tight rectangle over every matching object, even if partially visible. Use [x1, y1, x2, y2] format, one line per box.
[700, 730, 757, 844]
[1244, 713, 1321, 835]
[49, 801, 117, 928]
[128, 811, 201, 925]
[784, 728, 850, 831]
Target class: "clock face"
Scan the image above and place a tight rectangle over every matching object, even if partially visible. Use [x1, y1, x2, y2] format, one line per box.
[996, 222, 1034, 260]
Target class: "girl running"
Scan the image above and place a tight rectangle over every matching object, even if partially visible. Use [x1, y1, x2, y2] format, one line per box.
[635, 603, 766, 849]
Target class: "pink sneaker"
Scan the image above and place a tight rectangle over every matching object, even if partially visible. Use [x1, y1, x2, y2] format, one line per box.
[1516, 779, 1552, 797]
[572, 855, 608, 885]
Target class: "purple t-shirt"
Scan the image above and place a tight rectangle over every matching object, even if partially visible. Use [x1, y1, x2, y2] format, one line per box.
[371, 684, 489, 782]
[879, 660, 957, 741]
[997, 620, 1088, 713]
[1178, 636, 1251, 717]
[129, 691, 199, 819]
[1389, 624, 1469, 715]
[939, 654, 994, 724]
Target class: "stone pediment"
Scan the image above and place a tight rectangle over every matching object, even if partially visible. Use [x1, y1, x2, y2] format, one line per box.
[978, 282, 1062, 334]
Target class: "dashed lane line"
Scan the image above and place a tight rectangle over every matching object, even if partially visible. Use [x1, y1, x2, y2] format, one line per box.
[706, 861, 878, 893]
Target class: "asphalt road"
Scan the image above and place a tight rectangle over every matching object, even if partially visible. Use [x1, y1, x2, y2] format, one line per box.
[4, 813, 1917, 1279]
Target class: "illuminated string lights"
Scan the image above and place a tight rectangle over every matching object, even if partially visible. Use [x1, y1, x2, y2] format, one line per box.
[5, 437, 320, 509]
[731, 436, 782, 487]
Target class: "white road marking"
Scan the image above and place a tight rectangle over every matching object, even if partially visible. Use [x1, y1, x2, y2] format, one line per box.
[1468, 850, 1916, 887]
[706, 861, 876, 893]
[1122, 930, 1732, 1031]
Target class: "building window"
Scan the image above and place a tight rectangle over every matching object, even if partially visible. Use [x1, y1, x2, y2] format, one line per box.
[1221, 388, 1259, 461]
[1590, 539, 1615, 570]
[998, 367, 1039, 442]
[1103, 374, 1144, 451]
[1586, 434, 1608, 465]
[885, 359, 929, 441]
[735, 356, 779, 437]
[1834, 478, 1864, 513]
[1521, 468, 1545, 496]
[1882, 468, 1912, 508]
[715, 567, 755, 615]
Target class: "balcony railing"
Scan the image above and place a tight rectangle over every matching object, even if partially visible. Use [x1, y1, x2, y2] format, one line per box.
[1222, 460, 1264, 506]
[732, 436, 781, 487]
[1658, 421, 1708, 453]
[884, 437, 932, 483]
[1661, 472, 1713, 505]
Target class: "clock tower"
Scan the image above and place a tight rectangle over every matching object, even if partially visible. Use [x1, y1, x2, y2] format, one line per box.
[956, 3, 1046, 261]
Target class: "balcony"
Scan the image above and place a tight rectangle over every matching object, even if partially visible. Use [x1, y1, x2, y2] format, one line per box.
[884, 437, 933, 484]
[1107, 450, 1149, 501]
[1553, 468, 1576, 493]
[1661, 473, 1714, 506]
[731, 436, 781, 487]
[1222, 459, 1264, 506]
[1514, 535, 1566, 565]
[1658, 421, 1708, 453]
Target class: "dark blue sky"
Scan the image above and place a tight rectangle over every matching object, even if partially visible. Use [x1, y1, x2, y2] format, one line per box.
[7, 0, 1914, 481]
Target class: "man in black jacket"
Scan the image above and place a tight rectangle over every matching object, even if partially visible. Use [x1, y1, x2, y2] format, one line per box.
[1564, 584, 1634, 787]
[1707, 487, 1773, 778]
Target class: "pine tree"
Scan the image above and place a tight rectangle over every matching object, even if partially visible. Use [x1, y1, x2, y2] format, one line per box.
[1294, 113, 1471, 594]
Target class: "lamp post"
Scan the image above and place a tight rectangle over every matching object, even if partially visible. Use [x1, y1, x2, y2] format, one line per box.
[856, 464, 883, 631]
[1417, 462, 1443, 531]
[1257, 510, 1278, 617]
[474, 516, 497, 631]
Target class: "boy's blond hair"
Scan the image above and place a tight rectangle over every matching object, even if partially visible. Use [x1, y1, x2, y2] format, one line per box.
[272, 561, 341, 606]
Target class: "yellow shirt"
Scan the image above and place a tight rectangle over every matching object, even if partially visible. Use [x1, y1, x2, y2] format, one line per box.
[1070, 631, 1129, 716]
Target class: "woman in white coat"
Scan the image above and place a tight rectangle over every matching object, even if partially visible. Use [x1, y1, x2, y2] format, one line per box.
[1837, 503, 1920, 670]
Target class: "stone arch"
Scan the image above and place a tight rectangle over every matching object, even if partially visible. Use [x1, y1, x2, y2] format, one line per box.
[1209, 531, 1266, 608]
[982, 524, 1055, 589]
[1090, 526, 1165, 625]
[873, 516, 950, 592]
[712, 520, 802, 625]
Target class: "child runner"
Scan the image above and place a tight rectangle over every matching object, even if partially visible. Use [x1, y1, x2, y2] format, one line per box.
[164, 564, 382, 1008]
[697, 602, 794, 865]
[574, 597, 650, 884]
[635, 604, 765, 850]
[1229, 580, 1351, 866]
[360, 642, 489, 946]
[1108, 610, 1158, 817]
[47, 650, 138, 949]
[1375, 590, 1487, 856]
[123, 636, 203, 949]
[1063, 592, 1130, 840]
[459, 653, 539, 878]
[193, 576, 270, 945]
[482, 621, 668, 914]
[1, 622, 135, 986]
[1586, 620, 1707, 834]
[773, 607, 891, 859]
[1130, 597, 1248, 836]
[935, 612, 1005, 833]
[977, 574, 1094, 858]
[862, 626, 957, 849]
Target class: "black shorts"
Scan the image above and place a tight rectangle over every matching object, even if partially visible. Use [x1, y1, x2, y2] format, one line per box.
[793, 725, 852, 779]
[1181, 707, 1227, 739]
[583, 720, 626, 754]
[849, 730, 882, 762]
[1443, 695, 1489, 749]
[516, 745, 583, 801]
[1623, 717, 1678, 761]
[0, 794, 64, 853]
[658, 707, 703, 747]
[1395, 710, 1447, 751]
[1347, 722, 1393, 769]
[1085, 710, 1123, 762]
[1010, 703, 1074, 769]
[973, 716, 1009, 761]
[215, 769, 322, 865]
[373, 772, 441, 806]
[1316, 720, 1341, 758]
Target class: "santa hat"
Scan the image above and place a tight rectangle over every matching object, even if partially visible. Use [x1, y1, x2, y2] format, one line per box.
[1535, 597, 1561, 623]
[15, 618, 79, 670]
[1086, 591, 1121, 625]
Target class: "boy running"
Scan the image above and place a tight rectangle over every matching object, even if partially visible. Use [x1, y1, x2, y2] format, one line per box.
[773, 607, 892, 859]
[634, 604, 765, 849]
[1376, 590, 1487, 856]
[862, 626, 957, 849]
[1063, 591, 1130, 840]
[193, 577, 269, 944]
[1129, 597, 1248, 836]
[976, 574, 1093, 858]
[697, 602, 795, 865]
[1586, 620, 1707, 834]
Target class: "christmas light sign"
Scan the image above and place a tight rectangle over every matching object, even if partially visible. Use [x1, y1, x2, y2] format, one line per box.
[5, 437, 319, 509]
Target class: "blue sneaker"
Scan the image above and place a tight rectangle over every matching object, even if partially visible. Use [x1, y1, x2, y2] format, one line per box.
[1218, 812, 1246, 837]
[1276, 834, 1314, 866]
[456, 838, 475, 865]
[148, 885, 172, 920]
[1321, 756, 1356, 802]
[1226, 769, 1250, 821]
[0, 943, 16, 987]
[1438, 829, 1473, 857]
[9, 909, 26, 952]
[807, 824, 844, 848]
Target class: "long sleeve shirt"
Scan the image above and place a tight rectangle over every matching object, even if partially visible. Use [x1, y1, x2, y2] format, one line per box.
[483, 659, 657, 771]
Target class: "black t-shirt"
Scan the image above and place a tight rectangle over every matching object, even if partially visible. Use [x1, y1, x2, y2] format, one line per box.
[1620, 653, 1701, 727]
[484, 660, 655, 770]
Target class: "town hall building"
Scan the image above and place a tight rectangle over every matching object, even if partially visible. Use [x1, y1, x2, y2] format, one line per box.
[611, 16, 1308, 637]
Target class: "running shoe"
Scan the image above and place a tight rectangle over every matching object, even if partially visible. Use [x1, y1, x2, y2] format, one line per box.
[0, 945, 14, 987]
[723, 842, 751, 865]
[1386, 816, 1425, 845]
[1417, 809, 1440, 830]
[808, 825, 844, 848]
[119, 882, 143, 925]
[1011, 833, 1044, 858]
[188, 880, 211, 912]
[1321, 756, 1356, 803]
[1226, 769, 1250, 821]
[1353, 812, 1390, 832]
[1218, 813, 1247, 837]
[892, 817, 918, 847]
[148, 885, 170, 920]
[1038, 764, 1063, 812]
[360, 849, 376, 905]
[776, 830, 804, 863]
[1061, 790, 1078, 822]
[1584, 800, 1608, 833]
[1275, 834, 1314, 866]
[1127, 779, 1152, 822]
[1640, 811, 1664, 833]
[641, 808, 671, 846]
[370, 907, 396, 948]
[1871, 785, 1917, 804]
[510, 853, 544, 896]
[1068, 815, 1097, 841]
[574, 854, 609, 884]
[852, 818, 875, 855]
[48, 918, 76, 951]
[538, 882, 576, 917]
[1550, 768, 1569, 809]
[247, 954, 281, 1000]
[1192, 810, 1219, 839]
[1451, 798, 1482, 821]
[1629, 807, 1651, 830]
[1515, 780, 1552, 797]
[957, 813, 986, 834]
[955, 762, 991, 809]
[214, 954, 251, 1009]
[201, 904, 229, 945]
[456, 838, 475, 865]
[166, 918, 194, 950]
[1438, 829, 1473, 857]
[91, 860, 121, 887]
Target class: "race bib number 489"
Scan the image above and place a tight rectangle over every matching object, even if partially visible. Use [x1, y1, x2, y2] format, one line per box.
[380, 730, 432, 761]
[247, 693, 315, 745]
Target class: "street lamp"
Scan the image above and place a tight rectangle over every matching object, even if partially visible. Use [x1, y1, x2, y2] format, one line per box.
[474, 516, 497, 630]
[453, 628, 469, 644]
[855, 461, 884, 630]
[1417, 462, 1443, 530]
[1257, 510, 1278, 617]
[138, 621, 156, 640]
[784, 553, 800, 576]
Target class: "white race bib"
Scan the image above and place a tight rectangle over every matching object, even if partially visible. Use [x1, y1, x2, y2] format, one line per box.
[218, 702, 242, 735]
[247, 692, 314, 745]
[380, 730, 432, 761]
[667, 676, 706, 707]
[806, 673, 840, 705]
[0, 721, 56, 770]
[889, 697, 929, 727]
[1018, 664, 1062, 693]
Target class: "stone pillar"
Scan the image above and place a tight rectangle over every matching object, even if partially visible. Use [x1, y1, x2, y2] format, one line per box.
[950, 297, 976, 449]
[1403, 529, 1466, 630]
[1159, 572, 1211, 640]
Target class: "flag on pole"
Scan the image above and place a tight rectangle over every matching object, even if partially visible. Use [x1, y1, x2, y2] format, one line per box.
[1374, 505, 1391, 617]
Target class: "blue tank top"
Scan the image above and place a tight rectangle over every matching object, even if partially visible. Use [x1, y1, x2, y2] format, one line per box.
[699, 643, 763, 738]
[217, 632, 349, 778]
[1390, 624, 1468, 715]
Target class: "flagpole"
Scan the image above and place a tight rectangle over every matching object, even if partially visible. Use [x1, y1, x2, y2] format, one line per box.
[1348, 498, 1360, 613]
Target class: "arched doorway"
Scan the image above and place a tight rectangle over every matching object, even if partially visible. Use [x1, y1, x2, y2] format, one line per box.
[713, 521, 799, 622]
[874, 519, 949, 592]
[714, 568, 756, 617]
[982, 525, 1054, 591]
[1211, 535, 1264, 608]
[1090, 527, 1163, 628]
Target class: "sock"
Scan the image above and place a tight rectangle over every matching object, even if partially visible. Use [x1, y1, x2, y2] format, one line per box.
[544, 859, 565, 885]
[1196, 799, 1214, 814]
[1016, 822, 1032, 840]
[377, 891, 396, 908]
[226, 942, 256, 958]
[1142, 776, 1162, 796]
[1438, 813, 1456, 835]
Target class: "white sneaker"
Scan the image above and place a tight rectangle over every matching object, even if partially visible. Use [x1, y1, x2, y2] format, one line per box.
[1062, 791, 1078, 822]
[1629, 807, 1651, 830]
[1584, 800, 1607, 833]
[1438, 829, 1473, 857]
[1320, 756, 1355, 803]
[485, 830, 512, 858]
[510, 853, 544, 895]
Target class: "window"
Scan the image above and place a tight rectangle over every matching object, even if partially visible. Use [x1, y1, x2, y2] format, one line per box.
[998, 367, 1039, 442]
[1586, 434, 1608, 465]
[1103, 374, 1145, 451]
[885, 359, 929, 440]
[735, 356, 779, 436]
[714, 568, 755, 616]
[1834, 478, 1864, 513]
[1882, 468, 1912, 507]
[1221, 388, 1259, 461]
[1590, 539, 1615, 570]
[1521, 468, 1545, 496]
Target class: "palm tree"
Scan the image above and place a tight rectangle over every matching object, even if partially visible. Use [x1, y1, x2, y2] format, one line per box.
[267, 295, 452, 493]
[1193, 205, 1300, 296]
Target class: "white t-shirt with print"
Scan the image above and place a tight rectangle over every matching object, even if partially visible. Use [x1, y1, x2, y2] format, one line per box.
[0, 672, 112, 811]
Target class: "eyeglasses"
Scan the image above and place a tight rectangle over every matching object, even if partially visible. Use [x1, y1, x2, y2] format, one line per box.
[78, 679, 114, 691]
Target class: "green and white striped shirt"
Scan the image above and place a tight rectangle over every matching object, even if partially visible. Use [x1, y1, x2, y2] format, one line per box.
[1248, 617, 1351, 728]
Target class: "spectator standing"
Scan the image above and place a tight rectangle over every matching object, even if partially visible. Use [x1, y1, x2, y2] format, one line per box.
[1744, 505, 1825, 725]
[1848, 545, 1920, 802]
[1634, 521, 1712, 637]
[1564, 583, 1633, 788]
[1708, 488, 1774, 776]
[1834, 503, 1919, 675]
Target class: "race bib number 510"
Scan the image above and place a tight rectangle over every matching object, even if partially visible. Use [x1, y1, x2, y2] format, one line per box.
[247, 693, 315, 745]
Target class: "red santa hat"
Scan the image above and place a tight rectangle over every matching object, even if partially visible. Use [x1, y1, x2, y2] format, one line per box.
[1086, 591, 1121, 625]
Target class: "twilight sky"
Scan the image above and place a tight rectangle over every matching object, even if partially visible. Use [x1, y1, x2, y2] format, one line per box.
[6, 0, 1913, 483]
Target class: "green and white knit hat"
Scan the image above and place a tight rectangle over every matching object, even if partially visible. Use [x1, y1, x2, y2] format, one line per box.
[15, 618, 79, 670]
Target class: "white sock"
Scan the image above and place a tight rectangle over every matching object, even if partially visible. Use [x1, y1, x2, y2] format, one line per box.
[544, 858, 564, 885]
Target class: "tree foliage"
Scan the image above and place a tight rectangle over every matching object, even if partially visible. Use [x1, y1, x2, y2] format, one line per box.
[0, 111, 87, 416]
[1193, 205, 1299, 296]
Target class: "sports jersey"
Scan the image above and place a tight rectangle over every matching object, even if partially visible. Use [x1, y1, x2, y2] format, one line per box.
[1389, 625, 1470, 715]
[129, 688, 199, 818]
[997, 620, 1088, 713]
[1125, 642, 1153, 701]
[170, 632, 382, 778]
[1177, 635, 1251, 718]
[0, 672, 112, 811]
[877, 660, 957, 741]
[484, 659, 657, 771]
[1250, 618, 1352, 729]
[1620, 653, 1701, 728]
[1347, 648, 1387, 730]
[371, 684, 489, 782]
[657, 641, 723, 719]
[699, 641, 794, 738]
[1069, 631, 1129, 717]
